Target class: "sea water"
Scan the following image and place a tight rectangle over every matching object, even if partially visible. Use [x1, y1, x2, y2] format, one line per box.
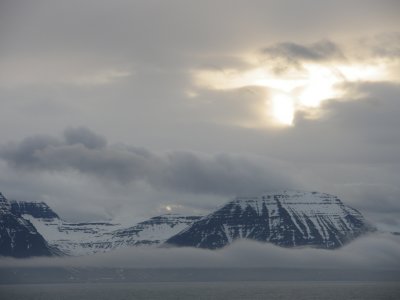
[0, 281, 399, 300]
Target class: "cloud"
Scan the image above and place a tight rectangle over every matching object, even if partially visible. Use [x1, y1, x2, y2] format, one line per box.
[257, 82, 400, 164]
[0, 0, 399, 232]
[0, 55, 133, 88]
[0, 233, 399, 271]
[262, 40, 344, 66]
[0, 128, 297, 195]
[359, 32, 400, 59]
[333, 183, 400, 232]
[64, 127, 107, 149]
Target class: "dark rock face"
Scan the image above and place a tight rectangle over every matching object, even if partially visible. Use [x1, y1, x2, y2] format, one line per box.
[0, 193, 53, 257]
[10, 200, 59, 219]
[166, 191, 373, 249]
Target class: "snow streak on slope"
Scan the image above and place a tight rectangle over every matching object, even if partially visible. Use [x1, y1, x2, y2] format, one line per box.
[21, 214, 122, 256]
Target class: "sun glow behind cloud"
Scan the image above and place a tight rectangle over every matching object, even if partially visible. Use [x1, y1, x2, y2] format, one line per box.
[194, 61, 391, 126]
[271, 94, 295, 125]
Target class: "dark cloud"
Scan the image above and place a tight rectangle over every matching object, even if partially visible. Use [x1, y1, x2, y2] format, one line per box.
[0, 128, 298, 195]
[0, 136, 61, 169]
[259, 40, 348, 74]
[64, 127, 107, 149]
[263, 40, 344, 63]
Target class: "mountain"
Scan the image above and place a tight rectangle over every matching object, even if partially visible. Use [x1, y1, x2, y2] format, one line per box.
[2, 190, 375, 257]
[105, 214, 202, 247]
[0, 193, 53, 257]
[23, 218, 122, 256]
[166, 191, 373, 249]
[13, 202, 122, 256]
[13, 200, 201, 256]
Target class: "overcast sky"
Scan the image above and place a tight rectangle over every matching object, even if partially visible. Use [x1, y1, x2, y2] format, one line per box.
[0, 0, 399, 232]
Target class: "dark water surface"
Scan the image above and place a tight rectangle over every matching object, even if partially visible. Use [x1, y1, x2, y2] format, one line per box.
[0, 281, 399, 300]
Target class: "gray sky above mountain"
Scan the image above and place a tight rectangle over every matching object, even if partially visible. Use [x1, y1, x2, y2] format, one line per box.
[0, 0, 399, 231]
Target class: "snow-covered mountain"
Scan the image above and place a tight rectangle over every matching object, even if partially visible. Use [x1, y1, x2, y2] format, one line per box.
[166, 191, 374, 249]
[0, 193, 53, 257]
[1, 190, 375, 257]
[104, 214, 202, 248]
[20, 212, 122, 256]
[11, 200, 201, 256]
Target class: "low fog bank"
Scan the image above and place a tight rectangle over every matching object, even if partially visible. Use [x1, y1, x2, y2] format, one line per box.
[1, 233, 399, 270]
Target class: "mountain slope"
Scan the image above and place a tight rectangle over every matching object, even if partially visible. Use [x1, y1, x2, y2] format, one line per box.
[26, 218, 122, 256]
[14, 200, 201, 255]
[166, 191, 373, 249]
[106, 214, 202, 247]
[0, 193, 53, 257]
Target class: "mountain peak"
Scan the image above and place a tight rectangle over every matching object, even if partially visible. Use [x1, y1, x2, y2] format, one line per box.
[166, 190, 372, 249]
[10, 200, 59, 219]
[0, 192, 11, 214]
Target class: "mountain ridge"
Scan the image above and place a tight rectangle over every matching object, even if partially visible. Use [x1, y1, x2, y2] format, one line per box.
[14, 201, 202, 256]
[166, 191, 374, 249]
[0, 190, 375, 257]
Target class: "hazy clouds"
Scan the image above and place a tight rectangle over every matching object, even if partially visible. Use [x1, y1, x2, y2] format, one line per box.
[1, 233, 399, 271]
[0, 127, 297, 195]
[262, 40, 345, 70]
[0, 0, 399, 231]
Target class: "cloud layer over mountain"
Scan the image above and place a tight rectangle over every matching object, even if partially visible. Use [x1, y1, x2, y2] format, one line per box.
[0, 127, 297, 195]
[0, 0, 399, 231]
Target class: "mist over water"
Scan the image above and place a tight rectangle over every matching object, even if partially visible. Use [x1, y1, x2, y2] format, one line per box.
[1, 234, 399, 270]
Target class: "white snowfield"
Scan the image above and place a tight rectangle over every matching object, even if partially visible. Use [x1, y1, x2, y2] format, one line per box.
[22, 215, 122, 256]
[107, 214, 201, 248]
[23, 212, 200, 256]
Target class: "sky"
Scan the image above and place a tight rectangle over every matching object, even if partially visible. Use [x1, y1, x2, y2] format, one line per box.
[0, 0, 399, 233]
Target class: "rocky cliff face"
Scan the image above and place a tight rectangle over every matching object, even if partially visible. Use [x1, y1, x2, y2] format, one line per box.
[0, 193, 53, 257]
[10, 200, 59, 219]
[166, 191, 373, 249]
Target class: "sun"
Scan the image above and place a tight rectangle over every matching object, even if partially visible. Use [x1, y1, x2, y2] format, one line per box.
[271, 94, 294, 126]
[194, 61, 390, 126]
[265, 65, 340, 126]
